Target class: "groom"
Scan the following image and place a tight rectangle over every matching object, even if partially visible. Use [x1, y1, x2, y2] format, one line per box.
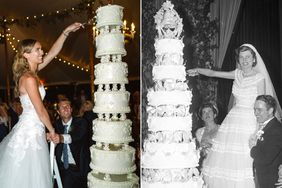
[53, 98, 90, 188]
[250, 95, 282, 188]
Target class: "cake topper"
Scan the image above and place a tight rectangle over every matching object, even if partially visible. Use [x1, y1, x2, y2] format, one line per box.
[154, 0, 183, 39]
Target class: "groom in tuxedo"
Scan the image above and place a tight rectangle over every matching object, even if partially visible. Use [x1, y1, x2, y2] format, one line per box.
[53, 98, 90, 188]
[250, 95, 282, 188]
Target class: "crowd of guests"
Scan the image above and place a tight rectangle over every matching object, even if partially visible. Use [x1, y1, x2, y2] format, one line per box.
[0, 99, 22, 142]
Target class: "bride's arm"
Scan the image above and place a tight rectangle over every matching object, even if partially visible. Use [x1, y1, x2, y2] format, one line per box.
[38, 22, 82, 71]
[187, 68, 235, 79]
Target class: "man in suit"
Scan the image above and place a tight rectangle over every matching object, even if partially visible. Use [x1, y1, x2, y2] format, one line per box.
[53, 98, 90, 188]
[250, 95, 282, 188]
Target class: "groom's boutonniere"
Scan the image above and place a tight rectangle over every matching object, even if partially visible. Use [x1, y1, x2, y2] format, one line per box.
[256, 129, 264, 141]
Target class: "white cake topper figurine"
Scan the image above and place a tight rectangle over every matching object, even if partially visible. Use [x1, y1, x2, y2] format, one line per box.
[154, 0, 183, 39]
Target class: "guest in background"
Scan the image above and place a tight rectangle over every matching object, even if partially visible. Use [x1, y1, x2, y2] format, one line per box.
[78, 100, 94, 117]
[7, 98, 22, 130]
[53, 98, 90, 188]
[195, 103, 219, 168]
[250, 95, 282, 188]
[79, 100, 97, 147]
[0, 103, 9, 127]
[0, 103, 9, 142]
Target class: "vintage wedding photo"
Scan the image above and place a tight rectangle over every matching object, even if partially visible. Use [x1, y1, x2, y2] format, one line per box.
[141, 0, 282, 188]
[0, 0, 282, 188]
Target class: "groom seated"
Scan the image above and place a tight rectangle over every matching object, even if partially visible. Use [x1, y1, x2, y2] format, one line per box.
[52, 98, 90, 188]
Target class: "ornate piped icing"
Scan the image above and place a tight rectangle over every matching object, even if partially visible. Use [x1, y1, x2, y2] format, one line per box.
[154, 1, 183, 39]
[142, 1, 204, 187]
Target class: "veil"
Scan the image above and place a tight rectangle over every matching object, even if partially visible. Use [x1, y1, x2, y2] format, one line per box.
[228, 43, 282, 120]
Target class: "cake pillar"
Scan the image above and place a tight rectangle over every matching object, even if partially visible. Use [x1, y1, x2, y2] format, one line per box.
[87, 4, 139, 188]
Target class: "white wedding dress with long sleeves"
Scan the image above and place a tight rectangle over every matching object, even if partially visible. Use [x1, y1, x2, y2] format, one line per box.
[0, 86, 52, 188]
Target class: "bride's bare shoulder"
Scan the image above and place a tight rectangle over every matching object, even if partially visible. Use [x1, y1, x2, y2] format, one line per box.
[19, 73, 39, 94]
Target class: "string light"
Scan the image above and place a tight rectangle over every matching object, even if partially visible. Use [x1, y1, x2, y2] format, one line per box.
[0, 0, 95, 26]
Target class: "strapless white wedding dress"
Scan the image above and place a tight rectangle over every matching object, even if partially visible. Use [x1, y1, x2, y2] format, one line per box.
[0, 86, 52, 188]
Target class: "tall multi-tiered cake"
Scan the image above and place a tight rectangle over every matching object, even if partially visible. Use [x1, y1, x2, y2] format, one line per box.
[141, 1, 204, 188]
[87, 4, 139, 188]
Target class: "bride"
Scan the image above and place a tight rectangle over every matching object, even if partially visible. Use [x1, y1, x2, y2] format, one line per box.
[0, 23, 82, 188]
[188, 44, 282, 188]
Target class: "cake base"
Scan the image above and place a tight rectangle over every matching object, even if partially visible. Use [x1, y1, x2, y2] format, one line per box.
[141, 179, 204, 188]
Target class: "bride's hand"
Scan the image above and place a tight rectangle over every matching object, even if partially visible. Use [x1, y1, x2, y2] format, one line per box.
[63, 22, 83, 36]
[50, 133, 60, 144]
[187, 68, 199, 76]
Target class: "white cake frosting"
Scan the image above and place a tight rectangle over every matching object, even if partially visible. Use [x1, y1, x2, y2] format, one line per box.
[90, 145, 136, 174]
[92, 119, 133, 143]
[142, 1, 203, 187]
[94, 62, 128, 84]
[142, 142, 199, 169]
[147, 116, 192, 132]
[155, 39, 184, 55]
[153, 65, 186, 81]
[147, 90, 192, 106]
[88, 172, 139, 188]
[95, 4, 123, 28]
[93, 91, 130, 114]
[142, 180, 204, 188]
[96, 32, 127, 58]
[89, 3, 139, 188]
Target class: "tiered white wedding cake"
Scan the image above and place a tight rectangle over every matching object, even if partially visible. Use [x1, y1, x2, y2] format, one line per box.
[87, 4, 139, 188]
[141, 1, 204, 188]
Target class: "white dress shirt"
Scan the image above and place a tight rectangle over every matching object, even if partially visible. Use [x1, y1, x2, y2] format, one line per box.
[61, 118, 76, 165]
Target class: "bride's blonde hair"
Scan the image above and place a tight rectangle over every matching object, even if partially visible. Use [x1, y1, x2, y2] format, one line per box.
[12, 39, 39, 97]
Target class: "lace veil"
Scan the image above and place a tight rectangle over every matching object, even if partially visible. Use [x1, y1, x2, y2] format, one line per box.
[228, 43, 282, 120]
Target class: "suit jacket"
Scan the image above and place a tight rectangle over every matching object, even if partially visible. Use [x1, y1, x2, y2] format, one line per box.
[82, 110, 97, 147]
[251, 117, 282, 188]
[54, 116, 91, 177]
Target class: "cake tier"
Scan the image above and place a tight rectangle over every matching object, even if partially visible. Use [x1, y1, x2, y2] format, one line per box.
[93, 119, 133, 143]
[96, 4, 123, 28]
[141, 180, 203, 188]
[94, 62, 128, 85]
[93, 91, 130, 114]
[153, 65, 186, 81]
[147, 116, 192, 132]
[88, 172, 139, 188]
[155, 39, 184, 55]
[142, 142, 199, 169]
[90, 146, 136, 174]
[156, 53, 183, 65]
[96, 32, 126, 58]
[147, 91, 191, 106]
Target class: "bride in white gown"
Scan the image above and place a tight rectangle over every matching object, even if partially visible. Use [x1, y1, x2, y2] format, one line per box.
[0, 23, 82, 188]
[188, 44, 282, 188]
